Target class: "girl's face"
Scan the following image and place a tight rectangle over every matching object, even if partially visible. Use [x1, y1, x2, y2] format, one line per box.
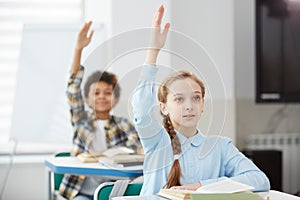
[160, 77, 204, 132]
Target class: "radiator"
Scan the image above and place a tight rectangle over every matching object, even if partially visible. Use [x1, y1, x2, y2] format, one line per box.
[246, 133, 300, 194]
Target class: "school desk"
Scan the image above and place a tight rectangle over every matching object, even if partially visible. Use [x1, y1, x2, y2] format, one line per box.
[44, 156, 143, 200]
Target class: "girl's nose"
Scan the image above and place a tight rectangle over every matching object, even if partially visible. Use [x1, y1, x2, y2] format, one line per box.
[184, 100, 193, 111]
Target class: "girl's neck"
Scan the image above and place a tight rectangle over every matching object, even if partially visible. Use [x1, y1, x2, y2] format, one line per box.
[175, 126, 198, 138]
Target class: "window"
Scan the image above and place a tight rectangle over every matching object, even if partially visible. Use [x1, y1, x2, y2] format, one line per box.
[0, 0, 83, 144]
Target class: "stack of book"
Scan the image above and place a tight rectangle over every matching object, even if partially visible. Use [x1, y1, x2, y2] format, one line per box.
[99, 154, 144, 168]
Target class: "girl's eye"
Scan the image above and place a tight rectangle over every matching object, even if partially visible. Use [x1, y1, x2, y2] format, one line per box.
[193, 96, 201, 102]
[95, 92, 100, 95]
[174, 97, 184, 103]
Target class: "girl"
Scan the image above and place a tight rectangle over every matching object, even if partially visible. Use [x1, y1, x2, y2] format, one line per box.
[131, 5, 270, 195]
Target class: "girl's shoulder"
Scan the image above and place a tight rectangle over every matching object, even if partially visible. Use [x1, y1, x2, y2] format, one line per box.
[197, 135, 233, 158]
[202, 134, 232, 146]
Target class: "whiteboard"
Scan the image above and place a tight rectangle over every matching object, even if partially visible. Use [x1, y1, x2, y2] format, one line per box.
[10, 24, 106, 143]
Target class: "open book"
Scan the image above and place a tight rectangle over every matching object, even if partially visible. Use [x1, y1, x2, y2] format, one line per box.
[158, 179, 264, 200]
[77, 147, 137, 163]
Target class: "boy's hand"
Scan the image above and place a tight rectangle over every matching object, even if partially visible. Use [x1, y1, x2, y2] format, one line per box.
[75, 21, 94, 51]
[70, 21, 94, 74]
[146, 5, 170, 65]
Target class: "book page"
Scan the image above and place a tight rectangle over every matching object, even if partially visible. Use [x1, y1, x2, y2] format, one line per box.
[196, 179, 254, 194]
[103, 147, 135, 157]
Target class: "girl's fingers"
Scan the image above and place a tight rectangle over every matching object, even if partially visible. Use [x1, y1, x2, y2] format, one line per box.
[153, 5, 164, 27]
[162, 23, 170, 36]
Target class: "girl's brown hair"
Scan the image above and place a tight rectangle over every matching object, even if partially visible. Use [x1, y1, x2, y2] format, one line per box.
[157, 70, 205, 188]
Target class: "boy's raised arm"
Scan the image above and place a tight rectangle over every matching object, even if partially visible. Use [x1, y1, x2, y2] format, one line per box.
[70, 21, 94, 74]
[145, 5, 170, 65]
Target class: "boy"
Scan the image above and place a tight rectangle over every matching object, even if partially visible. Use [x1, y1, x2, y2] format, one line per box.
[59, 21, 141, 200]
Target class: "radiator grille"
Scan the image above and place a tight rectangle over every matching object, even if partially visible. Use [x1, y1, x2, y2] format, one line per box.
[246, 133, 300, 194]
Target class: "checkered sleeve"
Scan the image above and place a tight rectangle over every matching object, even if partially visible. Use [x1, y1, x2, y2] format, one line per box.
[66, 66, 86, 125]
[122, 118, 142, 153]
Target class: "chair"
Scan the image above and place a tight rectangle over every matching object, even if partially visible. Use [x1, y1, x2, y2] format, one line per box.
[53, 152, 70, 200]
[94, 182, 143, 200]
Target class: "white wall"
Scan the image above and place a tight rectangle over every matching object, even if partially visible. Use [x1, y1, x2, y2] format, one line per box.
[170, 0, 236, 141]
[0, 156, 49, 200]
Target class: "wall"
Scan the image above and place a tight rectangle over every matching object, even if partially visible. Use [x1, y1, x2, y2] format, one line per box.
[0, 155, 49, 200]
[234, 0, 300, 149]
[170, 0, 236, 141]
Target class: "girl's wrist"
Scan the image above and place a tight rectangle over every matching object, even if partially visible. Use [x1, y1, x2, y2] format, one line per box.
[146, 49, 159, 65]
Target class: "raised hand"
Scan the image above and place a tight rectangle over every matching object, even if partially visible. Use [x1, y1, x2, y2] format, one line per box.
[146, 5, 170, 65]
[75, 21, 94, 50]
[150, 5, 170, 50]
[70, 21, 94, 74]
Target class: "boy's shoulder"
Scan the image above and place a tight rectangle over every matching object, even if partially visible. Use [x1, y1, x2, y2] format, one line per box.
[109, 115, 136, 133]
[109, 115, 134, 126]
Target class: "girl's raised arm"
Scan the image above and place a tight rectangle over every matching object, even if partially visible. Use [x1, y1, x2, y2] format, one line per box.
[146, 5, 170, 65]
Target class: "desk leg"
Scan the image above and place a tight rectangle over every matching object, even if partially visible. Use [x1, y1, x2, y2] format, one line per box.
[45, 167, 52, 200]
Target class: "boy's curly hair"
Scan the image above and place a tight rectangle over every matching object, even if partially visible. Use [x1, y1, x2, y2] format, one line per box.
[84, 71, 120, 99]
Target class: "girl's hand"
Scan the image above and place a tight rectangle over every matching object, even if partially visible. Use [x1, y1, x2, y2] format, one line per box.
[149, 5, 170, 50]
[170, 182, 201, 191]
[146, 5, 170, 65]
[75, 21, 94, 51]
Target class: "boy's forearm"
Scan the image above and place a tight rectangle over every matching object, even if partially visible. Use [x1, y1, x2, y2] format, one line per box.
[66, 68, 85, 125]
[145, 49, 159, 65]
[70, 48, 83, 74]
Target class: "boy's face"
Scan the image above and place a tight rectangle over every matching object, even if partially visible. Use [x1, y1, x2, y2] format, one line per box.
[86, 81, 118, 114]
[160, 78, 204, 131]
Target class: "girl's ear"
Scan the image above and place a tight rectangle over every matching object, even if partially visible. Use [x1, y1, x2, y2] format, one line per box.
[160, 102, 169, 115]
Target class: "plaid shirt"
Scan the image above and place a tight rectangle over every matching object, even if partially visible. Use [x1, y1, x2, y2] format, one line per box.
[59, 66, 141, 199]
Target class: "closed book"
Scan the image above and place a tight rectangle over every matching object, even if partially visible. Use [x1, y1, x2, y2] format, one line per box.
[99, 154, 144, 168]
